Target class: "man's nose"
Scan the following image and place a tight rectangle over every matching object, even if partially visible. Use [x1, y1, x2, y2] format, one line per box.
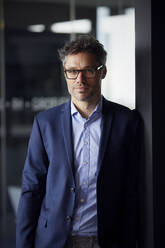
[75, 71, 84, 83]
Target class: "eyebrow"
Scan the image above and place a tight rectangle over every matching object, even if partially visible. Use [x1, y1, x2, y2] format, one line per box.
[64, 65, 98, 70]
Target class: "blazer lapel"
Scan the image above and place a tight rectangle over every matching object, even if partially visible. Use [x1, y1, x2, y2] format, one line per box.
[97, 98, 114, 175]
[61, 100, 75, 175]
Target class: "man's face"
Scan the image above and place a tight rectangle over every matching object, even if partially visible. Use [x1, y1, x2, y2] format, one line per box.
[64, 52, 106, 104]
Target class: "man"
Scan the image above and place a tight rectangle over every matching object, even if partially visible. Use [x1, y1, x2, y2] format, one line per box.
[16, 35, 141, 248]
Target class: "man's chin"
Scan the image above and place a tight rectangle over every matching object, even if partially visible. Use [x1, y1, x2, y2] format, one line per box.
[73, 93, 90, 102]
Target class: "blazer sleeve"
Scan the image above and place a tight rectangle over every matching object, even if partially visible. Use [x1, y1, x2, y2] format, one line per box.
[122, 110, 142, 247]
[16, 116, 49, 248]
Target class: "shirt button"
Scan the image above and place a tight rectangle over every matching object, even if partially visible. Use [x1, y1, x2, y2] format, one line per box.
[84, 141, 88, 145]
[82, 181, 87, 185]
[80, 198, 85, 203]
[84, 161, 88, 165]
[66, 216, 72, 222]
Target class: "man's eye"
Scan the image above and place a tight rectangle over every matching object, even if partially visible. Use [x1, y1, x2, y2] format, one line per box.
[68, 70, 77, 74]
[86, 69, 94, 73]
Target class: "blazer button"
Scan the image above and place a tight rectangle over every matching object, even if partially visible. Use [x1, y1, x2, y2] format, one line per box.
[70, 187, 75, 192]
[66, 216, 72, 222]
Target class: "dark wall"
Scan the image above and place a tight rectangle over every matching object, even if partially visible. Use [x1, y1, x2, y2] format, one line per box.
[135, 0, 165, 247]
[152, 1, 165, 247]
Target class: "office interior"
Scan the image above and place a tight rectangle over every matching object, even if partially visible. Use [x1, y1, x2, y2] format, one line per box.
[0, 0, 165, 247]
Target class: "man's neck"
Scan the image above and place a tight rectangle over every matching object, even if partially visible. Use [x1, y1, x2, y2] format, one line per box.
[72, 96, 101, 119]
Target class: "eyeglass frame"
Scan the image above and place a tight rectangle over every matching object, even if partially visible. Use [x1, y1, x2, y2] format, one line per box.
[64, 64, 104, 79]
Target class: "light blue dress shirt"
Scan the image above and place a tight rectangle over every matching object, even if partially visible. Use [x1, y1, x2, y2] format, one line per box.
[71, 98, 102, 236]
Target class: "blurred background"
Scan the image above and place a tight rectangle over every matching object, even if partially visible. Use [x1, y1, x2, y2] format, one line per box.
[0, 0, 136, 247]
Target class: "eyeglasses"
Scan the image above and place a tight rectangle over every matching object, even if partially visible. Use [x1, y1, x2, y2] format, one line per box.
[64, 65, 104, 79]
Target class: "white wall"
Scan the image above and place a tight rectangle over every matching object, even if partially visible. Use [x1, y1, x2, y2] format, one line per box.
[97, 8, 135, 109]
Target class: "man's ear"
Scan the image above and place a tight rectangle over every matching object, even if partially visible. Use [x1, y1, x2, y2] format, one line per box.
[101, 66, 107, 79]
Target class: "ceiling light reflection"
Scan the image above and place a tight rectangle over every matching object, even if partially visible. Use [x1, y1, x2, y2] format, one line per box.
[51, 19, 91, 34]
[27, 24, 45, 33]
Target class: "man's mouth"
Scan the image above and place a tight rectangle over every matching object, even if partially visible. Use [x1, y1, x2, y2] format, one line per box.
[75, 86, 87, 89]
[74, 85, 89, 90]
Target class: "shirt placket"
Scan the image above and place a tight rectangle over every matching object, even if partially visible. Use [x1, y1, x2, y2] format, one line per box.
[77, 120, 90, 230]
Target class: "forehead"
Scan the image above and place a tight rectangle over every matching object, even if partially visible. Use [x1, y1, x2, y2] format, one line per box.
[64, 52, 98, 68]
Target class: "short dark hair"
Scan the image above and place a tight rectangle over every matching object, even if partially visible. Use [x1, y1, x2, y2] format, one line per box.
[58, 35, 107, 65]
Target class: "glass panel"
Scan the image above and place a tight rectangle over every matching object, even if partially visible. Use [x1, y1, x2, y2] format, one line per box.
[0, 0, 135, 247]
[98, 6, 135, 109]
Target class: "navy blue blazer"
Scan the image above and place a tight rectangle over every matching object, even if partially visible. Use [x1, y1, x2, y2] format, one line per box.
[16, 97, 141, 248]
